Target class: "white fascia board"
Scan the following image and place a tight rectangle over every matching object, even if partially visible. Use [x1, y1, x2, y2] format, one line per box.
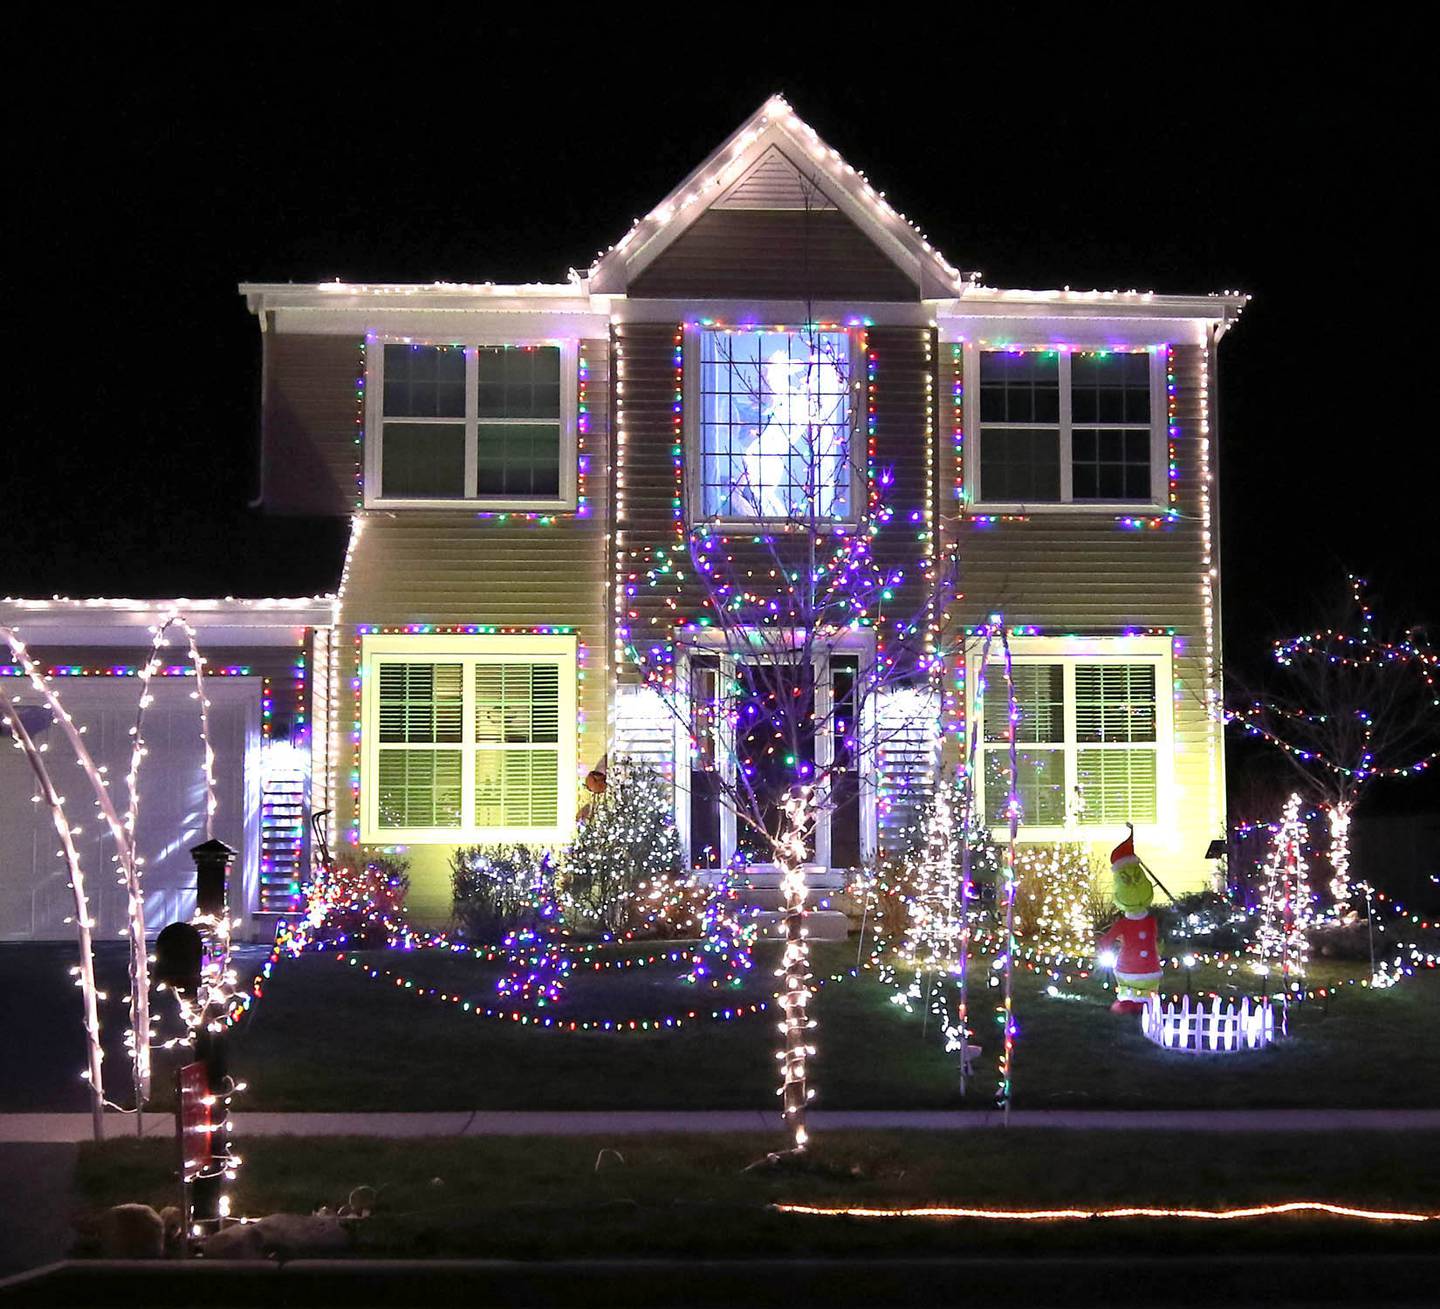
[241, 282, 592, 311]
[936, 292, 1250, 347]
[270, 306, 614, 339]
[611, 298, 939, 328]
[0, 597, 336, 647]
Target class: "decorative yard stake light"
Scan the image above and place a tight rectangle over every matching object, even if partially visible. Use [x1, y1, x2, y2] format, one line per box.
[1251, 794, 1311, 1032]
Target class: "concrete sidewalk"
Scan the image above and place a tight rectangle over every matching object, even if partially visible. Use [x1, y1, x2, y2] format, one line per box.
[5, 1107, 1439, 1142]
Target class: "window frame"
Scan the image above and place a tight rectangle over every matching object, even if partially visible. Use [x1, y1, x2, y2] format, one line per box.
[963, 345, 1167, 512]
[683, 325, 865, 528]
[359, 633, 578, 844]
[364, 337, 579, 511]
[968, 636, 1172, 842]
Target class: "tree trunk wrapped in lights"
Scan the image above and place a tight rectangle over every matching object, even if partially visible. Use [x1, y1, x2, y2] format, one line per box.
[775, 788, 815, 1151]
[617, 306, 958, 1153]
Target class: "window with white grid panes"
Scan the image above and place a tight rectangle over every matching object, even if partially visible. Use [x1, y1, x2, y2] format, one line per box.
[361, 635, 576, 843]
[693, 328, 857, 521]
[972, 348, 1163, 507]
[368, 342, 575, 508]
[975, 649, 1165, 834]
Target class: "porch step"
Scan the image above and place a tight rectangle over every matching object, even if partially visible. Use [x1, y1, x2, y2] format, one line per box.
[738, 886, 844, 912]
[735, 864, 847, 892]
[753, 909, 851, 942]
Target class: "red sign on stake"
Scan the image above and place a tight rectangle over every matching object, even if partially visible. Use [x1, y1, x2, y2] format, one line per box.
[177, 1061, 212, 1182]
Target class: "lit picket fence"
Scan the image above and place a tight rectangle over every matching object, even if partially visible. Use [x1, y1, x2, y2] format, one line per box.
[1141, 993, 1276, 1054]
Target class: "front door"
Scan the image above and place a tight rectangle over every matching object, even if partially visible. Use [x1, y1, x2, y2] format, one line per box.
[686, 650, 864, 870]
[734, 656, 816, 863]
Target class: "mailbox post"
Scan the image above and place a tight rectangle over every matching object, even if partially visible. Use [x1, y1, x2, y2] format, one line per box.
[157, 838, 237, 1244]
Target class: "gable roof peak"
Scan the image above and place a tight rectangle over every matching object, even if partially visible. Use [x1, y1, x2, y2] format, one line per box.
[587, 95, 974, 296]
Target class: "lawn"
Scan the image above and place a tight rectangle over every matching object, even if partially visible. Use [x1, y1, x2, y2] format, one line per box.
[73, 1130, 1440, 1261]
[148, 938, 1440, 1113]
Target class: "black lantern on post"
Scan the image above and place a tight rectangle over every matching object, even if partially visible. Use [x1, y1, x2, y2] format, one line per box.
[190, 838, 236, 920]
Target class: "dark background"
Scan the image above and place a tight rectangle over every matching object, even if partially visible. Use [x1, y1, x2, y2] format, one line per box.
[7, 19, 1436, 818]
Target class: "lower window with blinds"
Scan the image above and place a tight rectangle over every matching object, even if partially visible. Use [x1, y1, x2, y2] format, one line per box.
[977, 651, 1164, 834]
[361, 635, 576, 843]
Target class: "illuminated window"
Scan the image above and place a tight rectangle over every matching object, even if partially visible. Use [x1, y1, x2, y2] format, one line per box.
[974, 350, 1161, 506]
[361, 635, 576, 842]
[368, 342, 575, 507]
[693, 328, 856, 520]
[976, 647, 1165, 832]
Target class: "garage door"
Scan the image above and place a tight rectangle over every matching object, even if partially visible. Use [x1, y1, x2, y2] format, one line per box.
[0, 677, 260, 941]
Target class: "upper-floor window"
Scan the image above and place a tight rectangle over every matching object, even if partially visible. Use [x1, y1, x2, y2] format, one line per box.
[971, 638, 1171, 836]
[366, 341, 577, 508]
[970, 349, 1163, 507]
[690, 328, 858, 522]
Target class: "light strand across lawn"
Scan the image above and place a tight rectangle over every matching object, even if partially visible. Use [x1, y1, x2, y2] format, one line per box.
[773, 1199, 1437, 1224]
[329, 948, 860, 1034]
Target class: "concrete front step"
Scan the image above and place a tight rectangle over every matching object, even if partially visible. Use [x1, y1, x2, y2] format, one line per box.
[738, 886, 846, 912]
[753, 909, 850, 942]
[733, 864, 848, 892]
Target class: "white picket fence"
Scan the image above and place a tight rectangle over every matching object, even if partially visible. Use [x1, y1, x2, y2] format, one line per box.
[1141, 993, 1276, 1054]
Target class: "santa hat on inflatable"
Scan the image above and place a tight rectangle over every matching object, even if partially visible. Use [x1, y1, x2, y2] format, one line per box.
[1111, 831, 1141, 875]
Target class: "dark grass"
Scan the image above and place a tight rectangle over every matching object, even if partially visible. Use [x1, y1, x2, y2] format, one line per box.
[145, 940, 1440, 1112]
[72, 1130, 1440, 1260]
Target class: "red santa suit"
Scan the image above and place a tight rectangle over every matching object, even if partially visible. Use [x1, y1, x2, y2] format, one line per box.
[1096, 913, 1162, 986]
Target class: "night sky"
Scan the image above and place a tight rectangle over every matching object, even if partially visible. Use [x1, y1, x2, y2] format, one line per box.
[9, 22, 1435, 812]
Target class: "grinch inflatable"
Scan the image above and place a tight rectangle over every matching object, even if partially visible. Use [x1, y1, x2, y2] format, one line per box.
[1096, 833, 1164, 1014]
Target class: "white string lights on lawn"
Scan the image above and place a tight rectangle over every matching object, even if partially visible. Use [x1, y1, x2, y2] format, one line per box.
[2, 616, 225, 1135]
[118, 612, 217, 1110]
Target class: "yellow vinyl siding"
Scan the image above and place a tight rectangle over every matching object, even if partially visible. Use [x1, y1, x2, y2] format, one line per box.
[334, 339, 611, 920]
[944, 343, 1222, 893]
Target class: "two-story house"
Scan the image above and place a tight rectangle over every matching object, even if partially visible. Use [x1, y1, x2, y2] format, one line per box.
[0, 96, 1245, 938]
